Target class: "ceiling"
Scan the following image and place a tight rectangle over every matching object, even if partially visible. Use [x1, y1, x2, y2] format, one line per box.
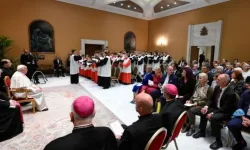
[56, 0, 230, 20]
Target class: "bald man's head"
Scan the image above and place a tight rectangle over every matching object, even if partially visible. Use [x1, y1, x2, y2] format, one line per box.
[135, 93, 153, 116]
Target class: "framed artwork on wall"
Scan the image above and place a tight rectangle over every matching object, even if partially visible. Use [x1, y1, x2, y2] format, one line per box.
[124, 31, 136, 53]
[29, 20, 55, 53]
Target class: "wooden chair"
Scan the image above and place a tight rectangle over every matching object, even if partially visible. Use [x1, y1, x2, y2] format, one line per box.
[145, 127, 167, 150]
[162, 111, 187, 150]
[131, 66, 138, 82]
[111, 67, 120, 84]
[4, 76, 36, 113]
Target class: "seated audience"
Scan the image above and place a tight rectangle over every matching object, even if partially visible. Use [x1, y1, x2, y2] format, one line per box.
[160, 84, 185, 142]
[118, 93, 162, 150]
[0, 59, 14, 92]
[44, 96, 117, 150]
[193, 74, 237, 150]
[227, 76, 250, 150]
[53, 56, 65, 77]
[177, 67, 196, 104]
[0, 98, 24, 142]
[149, 66, 178, 108]
[182, 73, 213, 136]
[230, 70, 245, 96]
[10, 65, 48, 111]
[131, 65, 153, 103]
[140, 68, 162, 94]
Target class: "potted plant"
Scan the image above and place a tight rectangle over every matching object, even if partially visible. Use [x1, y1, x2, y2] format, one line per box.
[0, 35, 14, 60]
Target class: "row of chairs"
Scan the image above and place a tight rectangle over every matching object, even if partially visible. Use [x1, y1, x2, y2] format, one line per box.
[145, 111, 187, 150]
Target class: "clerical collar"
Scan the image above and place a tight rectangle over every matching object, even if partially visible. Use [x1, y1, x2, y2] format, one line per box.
[73, 123, 93, 130]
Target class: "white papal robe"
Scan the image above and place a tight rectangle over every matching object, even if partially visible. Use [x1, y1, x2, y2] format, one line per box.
[10, 71, 48, 111]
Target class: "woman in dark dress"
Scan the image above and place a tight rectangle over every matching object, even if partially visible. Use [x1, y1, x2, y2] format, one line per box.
[177, 67, 196, 104]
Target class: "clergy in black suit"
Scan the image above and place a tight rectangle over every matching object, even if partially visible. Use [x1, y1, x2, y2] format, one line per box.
[160, 84, 185, 142]
[44, 96, 117, 150]
[118, 93, 162, 150]
[0, 59, 14, 92]
[193, 74, 237, 150]
[53, 56, 65, 77]
[0, 98, 24, 142]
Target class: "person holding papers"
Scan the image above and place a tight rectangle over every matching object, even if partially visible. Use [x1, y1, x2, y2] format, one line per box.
[182, 73, 213, 136]
[131, 66, 153, 103]
[118, 93, 162, 150]
[139, 68, 162, 94]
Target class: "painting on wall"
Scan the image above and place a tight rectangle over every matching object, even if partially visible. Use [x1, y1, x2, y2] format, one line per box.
[29, 20, 55, 53]
[124, 32, 136, 53]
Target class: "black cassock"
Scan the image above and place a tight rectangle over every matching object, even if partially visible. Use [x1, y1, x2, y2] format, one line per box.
[70, 55, 82, 84]
[44, 125, 118, 150]
[0, 98, 24, 142]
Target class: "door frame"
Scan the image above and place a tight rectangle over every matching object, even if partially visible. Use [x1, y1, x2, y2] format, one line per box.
[81, 39, 108, 54]
[186, 20, 223, 64]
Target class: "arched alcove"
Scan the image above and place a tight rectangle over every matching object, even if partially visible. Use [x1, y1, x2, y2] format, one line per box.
[29, 20, 55, 53]
[124, 31, 136, 53]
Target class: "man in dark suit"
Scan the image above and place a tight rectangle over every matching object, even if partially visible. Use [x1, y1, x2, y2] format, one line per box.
[150, 66, 178, 109]
[44, 96, 117, 150]
[53, 56, 65, 77]
[20, 49, 39, 83]
[118, 93, 162, 150]
[0, 59, 14, 92]
[202, 65, 213, 86]
[192, 74, 237, 149]
[160, 84, 185, 142]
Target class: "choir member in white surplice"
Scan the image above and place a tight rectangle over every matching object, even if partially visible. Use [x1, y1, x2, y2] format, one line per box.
[10, 65, 48, 111]
[98, 52, 111, 89]
[70, 50, 82, 84]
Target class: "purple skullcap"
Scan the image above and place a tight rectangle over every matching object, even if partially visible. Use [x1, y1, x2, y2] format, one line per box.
[73, 96, 95, 118]
[163, 84, 178, 96]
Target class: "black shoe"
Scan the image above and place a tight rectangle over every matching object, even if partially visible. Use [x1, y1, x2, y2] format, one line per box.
[181, 126, 189, 133]
[130, 100, 135, 104]
[103, 87, 109, 89]
[62, 75, 65, 77]
[193, 131, 205, 139]
[232, 140, 247, 150]
[42, 108, 49, 111]
[209, 140, 223, 149]
[186, 128, 195, 136]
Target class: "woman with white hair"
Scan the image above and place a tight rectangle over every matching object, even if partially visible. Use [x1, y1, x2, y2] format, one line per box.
[242, 63, 250, 80]
[182, 73, 213, 136]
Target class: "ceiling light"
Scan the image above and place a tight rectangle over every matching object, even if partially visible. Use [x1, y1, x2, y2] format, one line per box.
[167, 4, 170, 7]
[121, 3, 123, 6]
[113, 2, 116, 4]
[134, 7, 136, 9]
[161, 6, 163, 9]
[128, 5, 130, 8]
[174, 2, 177, 5]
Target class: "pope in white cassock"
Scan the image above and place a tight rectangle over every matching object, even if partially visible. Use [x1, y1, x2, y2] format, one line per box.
[10, 65, 48, 111]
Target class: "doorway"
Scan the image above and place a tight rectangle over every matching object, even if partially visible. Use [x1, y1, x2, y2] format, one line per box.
[190, 46, 215, 66]
[85, 44, 103, 56]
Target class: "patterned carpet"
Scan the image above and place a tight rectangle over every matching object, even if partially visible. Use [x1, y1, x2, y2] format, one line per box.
[0, 84, 120, 150]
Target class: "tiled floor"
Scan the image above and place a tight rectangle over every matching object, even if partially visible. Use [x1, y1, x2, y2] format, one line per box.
[39, 76, 250, 150]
